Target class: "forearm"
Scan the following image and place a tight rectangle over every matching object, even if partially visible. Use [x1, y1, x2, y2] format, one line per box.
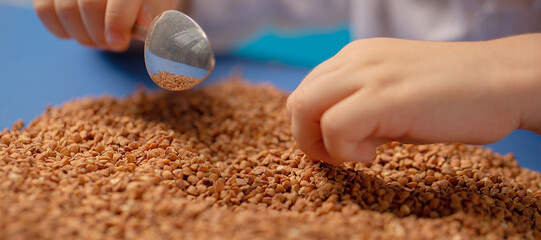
[488, 33, 541, 134]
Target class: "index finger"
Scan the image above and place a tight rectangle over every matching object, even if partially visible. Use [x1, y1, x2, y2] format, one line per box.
[104, 0, 143, 51]
[287, 66, 362, 165]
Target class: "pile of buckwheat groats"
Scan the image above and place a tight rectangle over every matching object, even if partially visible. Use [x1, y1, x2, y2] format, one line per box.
[150, 72, 201, 91]
[1, 78, 540, 240]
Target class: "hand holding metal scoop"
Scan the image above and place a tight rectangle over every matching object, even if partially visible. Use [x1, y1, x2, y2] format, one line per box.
[133, 10, 214, 91]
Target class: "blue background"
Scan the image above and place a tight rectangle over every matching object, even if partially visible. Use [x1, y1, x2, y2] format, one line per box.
[0, 3, 540, 171]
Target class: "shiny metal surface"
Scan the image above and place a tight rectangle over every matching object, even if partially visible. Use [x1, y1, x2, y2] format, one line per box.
[137, 10, 214, 91]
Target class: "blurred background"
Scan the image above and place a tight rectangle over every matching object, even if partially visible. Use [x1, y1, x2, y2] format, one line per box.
[1, 1, 540, 171]
[0, 0, 349, 124]
[1, 0, 350, 67]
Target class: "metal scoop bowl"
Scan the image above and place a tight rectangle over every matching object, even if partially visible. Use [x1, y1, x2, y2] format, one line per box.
[133, 10, 214, 91]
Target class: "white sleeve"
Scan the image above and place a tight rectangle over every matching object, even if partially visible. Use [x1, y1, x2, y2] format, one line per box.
[190, 0, 350, 52]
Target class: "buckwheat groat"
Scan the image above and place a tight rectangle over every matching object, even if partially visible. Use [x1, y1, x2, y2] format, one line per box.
[150, 72, 201, 91]
[0, 78, 540, 239]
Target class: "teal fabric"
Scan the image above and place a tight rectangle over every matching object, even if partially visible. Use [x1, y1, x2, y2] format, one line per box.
[232, 25, 351, 68]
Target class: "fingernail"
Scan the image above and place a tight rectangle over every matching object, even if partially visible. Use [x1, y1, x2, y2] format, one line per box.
[106, 31, 125, 51]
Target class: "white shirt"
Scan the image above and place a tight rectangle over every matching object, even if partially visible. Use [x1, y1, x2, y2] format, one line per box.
[190, 0, 541, 52]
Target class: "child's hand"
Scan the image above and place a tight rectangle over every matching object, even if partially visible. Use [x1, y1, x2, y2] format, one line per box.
[287, 37, 530, 165]
[33, 0, 181, 52]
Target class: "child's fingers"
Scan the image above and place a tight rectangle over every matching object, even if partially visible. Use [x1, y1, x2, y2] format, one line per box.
[54, 0, 95, 47]
[105, 0, 143, 52]
[320, 90, 383, 163]
[78, 0, 107, 48]
[288, 106, 336, 165]
[34, 0, 70, 39]
[286, 69, 362, 165]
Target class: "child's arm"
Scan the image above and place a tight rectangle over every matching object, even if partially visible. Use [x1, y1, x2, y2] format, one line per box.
[287, 34, 541, 165]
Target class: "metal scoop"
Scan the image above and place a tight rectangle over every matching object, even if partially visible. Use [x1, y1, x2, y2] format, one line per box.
[133, 10, 214, 91]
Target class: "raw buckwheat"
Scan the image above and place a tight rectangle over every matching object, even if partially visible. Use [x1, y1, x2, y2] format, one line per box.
[0, 78, 540, 239]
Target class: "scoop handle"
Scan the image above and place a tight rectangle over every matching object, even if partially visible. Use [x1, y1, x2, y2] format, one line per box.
[132, 25, 148, 42]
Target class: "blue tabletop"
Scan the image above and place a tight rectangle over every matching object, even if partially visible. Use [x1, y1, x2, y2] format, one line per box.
[1, 4, 540, 172]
